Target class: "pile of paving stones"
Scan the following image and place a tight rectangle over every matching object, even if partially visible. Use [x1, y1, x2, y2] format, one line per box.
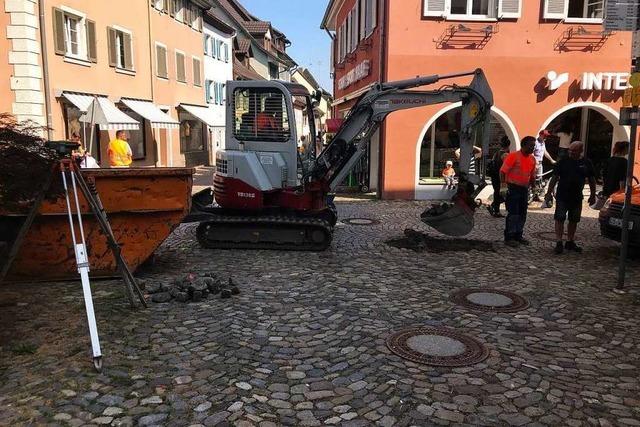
[145, 273, 239, 303]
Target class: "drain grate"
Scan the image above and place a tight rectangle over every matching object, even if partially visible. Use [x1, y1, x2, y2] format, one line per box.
[451, 288, 529, 313]
[533, 231, 580, 242]
[386, 326, 489, 367]
[342, 218, 380, 225]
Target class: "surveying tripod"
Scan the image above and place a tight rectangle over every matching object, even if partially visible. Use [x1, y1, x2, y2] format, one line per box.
[59, 157, 146, 372]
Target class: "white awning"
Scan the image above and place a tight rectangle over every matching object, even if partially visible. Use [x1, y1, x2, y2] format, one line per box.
[62, 92, 139, 131]
[120, 98, 180, 129]
[179, 104, 216, 127]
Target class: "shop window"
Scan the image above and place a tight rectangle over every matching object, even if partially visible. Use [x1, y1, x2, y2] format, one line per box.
[52, 7, 97, 62]
[418, 107, 506, 185]
[122, 111, 146, 160]
[108, 27, 134, 71]
[179, 113, 205, 153]
[63, 103, 100, 162]
[233, 88, 291, 143]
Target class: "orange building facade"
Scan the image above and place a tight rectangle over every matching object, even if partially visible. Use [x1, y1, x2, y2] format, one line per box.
[1, 0, 211, 167]
[323, 0, 638, 199]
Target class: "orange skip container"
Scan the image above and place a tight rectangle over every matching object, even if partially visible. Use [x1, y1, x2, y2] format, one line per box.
[1, 167, 193, 282]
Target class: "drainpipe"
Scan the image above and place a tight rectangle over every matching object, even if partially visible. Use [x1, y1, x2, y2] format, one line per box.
[377, 0, 388, 199]
[37, 0, 53, 140]
[147, 4, 159, 166]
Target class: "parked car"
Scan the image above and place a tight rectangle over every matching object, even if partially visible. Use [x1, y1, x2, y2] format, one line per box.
[599, 185, 640, 248]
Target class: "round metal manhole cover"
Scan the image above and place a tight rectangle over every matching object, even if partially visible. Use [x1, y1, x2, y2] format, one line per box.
[342, 218, 380, 225]
[451, 289, 530, 313]
[533, 231, 580, 242]
[386, 326, 489, 367]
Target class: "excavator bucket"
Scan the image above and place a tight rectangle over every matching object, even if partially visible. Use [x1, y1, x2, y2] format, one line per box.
[420, 197, 475, 237]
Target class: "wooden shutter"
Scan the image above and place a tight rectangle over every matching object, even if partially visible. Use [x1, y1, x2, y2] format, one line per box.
[424, 0, 447, 17]
[205, 80, 211, 103]
[123, 33, 133, 70]
[169, 0, 175, 17]
[52, 7, 65, 55]
[543, 0, 568, 19]
[193, 57, 201, 86]
[162, 0, 168, 13]
[498, 0, 521, 18]
[157, 45, 167, 78]
[86, 19, 97, 62]
[108, 27, 117, 67]
[176, 52, 185, 82]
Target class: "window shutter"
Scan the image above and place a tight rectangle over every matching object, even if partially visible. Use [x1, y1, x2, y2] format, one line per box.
[222, 83, 226, 103]
[498, 0, 521, 18]
[224, 44, 229, 62]
[162, 0, 168, 13]
[169, 0, 175, 17]
[543, 0, 568, 19]
[157, 45, 167, 78]
[217, 40, 222, 60]
[424, 0, 447, 17]
[86, 19, 97, 63]
[353, 3, 360, 44]
[193, 57, 201, 86]
[204, 35, 209, 55]
[176, 52, 185, 82]
[123, 33, 133, 70]
[108, 28, 117, 67]
[52, 7, 65, 55]
[371, 0, 377, 31]
[205, 80, 210, 103]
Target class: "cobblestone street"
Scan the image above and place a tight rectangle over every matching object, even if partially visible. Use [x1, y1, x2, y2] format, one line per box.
[1, 200, 639, 427]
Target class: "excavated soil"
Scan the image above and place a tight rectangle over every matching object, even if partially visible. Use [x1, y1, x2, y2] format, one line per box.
[386, 228, 497, 253]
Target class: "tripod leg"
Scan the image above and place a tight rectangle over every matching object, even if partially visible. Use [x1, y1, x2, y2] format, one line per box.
[73, 171, 145, 307]
[62, 166, 103, 372]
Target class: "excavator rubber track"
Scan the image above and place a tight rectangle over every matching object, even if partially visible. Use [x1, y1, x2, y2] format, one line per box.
[196, 215, 333, 251]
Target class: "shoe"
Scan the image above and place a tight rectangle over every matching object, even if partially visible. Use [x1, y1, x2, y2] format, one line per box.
[565, 241, 583, 253]
[505, 240, 519, 248]
[517, 238, 531, 246]
[554, 241, 563, 254]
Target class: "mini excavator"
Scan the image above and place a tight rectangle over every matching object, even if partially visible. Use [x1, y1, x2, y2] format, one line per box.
[187, 69, 493, 250]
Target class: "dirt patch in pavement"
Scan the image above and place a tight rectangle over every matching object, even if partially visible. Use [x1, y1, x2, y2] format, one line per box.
[386, 228, 496, 253]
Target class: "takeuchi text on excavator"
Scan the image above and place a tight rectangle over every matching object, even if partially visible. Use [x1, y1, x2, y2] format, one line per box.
[187, 68, 494, 250]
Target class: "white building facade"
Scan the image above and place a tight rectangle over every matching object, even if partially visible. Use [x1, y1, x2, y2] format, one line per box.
[203, 12, 235, 164]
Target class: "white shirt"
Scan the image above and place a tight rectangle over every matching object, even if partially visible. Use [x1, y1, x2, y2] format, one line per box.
[557, 132, 572, 149]
[81, 155, 100, 168]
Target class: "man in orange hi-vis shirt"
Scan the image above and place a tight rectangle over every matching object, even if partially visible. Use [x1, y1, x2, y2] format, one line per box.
[499, 136, 537, 247]
[108, 130, 133, 167]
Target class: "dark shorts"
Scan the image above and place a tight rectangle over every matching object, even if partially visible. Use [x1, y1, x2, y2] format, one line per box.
[554, 199, 582, 223]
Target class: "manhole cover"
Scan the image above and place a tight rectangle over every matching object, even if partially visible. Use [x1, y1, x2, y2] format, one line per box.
[451, 288, 529, 313]
[342, 218, 379, 225]
[386, 326, 489, 367]
[533, 231, 580, 242]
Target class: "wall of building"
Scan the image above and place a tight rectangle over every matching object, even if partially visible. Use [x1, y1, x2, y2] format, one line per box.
[3, 0, 45, 127]
[151, 5, 206, 167]
[381, 0, 633, 199]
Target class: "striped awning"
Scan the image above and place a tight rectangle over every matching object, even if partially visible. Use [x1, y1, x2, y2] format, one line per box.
[62, 92, 139, 131]
[120, 98, 180, 129]
[179, 104, 216, 127]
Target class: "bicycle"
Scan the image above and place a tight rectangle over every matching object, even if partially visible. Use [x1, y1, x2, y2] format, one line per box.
[529, 169, 554, 206]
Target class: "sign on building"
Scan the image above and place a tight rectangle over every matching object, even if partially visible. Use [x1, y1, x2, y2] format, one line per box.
[338, 60, 371, 90]
[605, 0, 640, 32]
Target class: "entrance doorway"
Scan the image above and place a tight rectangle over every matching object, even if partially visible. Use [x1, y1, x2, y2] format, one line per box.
[542, 104, 628, 183]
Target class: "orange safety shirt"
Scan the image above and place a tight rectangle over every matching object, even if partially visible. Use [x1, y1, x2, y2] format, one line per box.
[108, 138, 132, 167]
[500, 151, 536, 187]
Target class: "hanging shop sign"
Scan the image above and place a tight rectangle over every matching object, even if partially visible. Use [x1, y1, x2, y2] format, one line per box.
[338, 60, 371, 90]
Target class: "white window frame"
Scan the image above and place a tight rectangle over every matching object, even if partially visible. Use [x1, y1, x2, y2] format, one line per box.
[153, 0, 165, 11]
[112, 25, 134, 71]
[175, 0, 184, 22]
[60, 6, 87, 60]
[204, 34, 210, 56]
[155, 41, 168, 80]
[352, 3, 360, 48]
[425, 0, 520, 21]
[448, 0, 496, 21]
[359, 0, 367, 40]
[564, 0, 604, 24]
[365, 0, 378, 36]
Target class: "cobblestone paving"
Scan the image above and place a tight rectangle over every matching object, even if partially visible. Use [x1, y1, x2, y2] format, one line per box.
[1, 201, 640, 427]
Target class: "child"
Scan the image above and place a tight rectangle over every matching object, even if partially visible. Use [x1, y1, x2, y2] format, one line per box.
[442, 160, 455, 189]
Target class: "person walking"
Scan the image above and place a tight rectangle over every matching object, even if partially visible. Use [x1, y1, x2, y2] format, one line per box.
[499, 136, 537, 247]
[602, 140, 629, 198]
[545, 141, 596, 254]
[108, 130, 133, 167]
[532, 130, 556, 201]
[487, 136, 511, 217]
